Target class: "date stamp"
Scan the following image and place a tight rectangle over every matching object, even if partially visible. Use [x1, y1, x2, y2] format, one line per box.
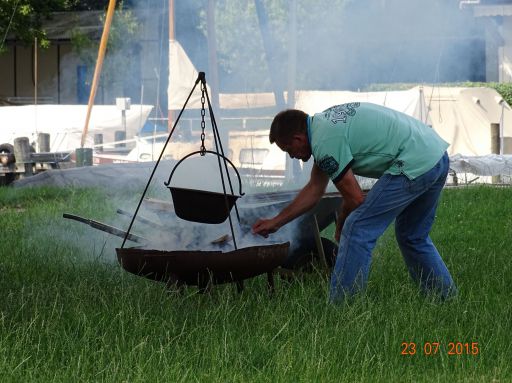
[401, 342, 480, 356]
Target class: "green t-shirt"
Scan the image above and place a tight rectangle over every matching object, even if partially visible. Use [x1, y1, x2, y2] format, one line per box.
[308, 102, 449, 181]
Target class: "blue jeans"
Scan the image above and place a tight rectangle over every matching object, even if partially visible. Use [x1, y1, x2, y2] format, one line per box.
[330, 152, 456, 303]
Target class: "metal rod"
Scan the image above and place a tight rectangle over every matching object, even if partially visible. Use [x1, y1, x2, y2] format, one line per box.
[63, 213, 147, 244]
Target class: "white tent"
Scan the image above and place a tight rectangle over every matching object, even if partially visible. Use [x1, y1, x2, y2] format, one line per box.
[168, 40, 512, 182]
[423, 86, 512, 156]
[227, 87, 430, 181]
[293, 87, 431, 124]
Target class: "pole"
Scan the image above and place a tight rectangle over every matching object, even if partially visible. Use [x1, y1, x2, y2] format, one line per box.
[34, 37, 38, 134]
[207, 0, 220, 110]
[34, 37, 38, 106]
[491, 123, 501, 184]
[168, 0, 175, 42]
[254, 0, 286, 109]
[80, 0, 117, 148]
[499, 102, 504, 156]
[287, 0, 296, 108]
[167, 0, 175, 131]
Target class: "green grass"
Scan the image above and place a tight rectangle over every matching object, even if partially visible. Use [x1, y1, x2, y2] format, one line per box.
[0, 185, 511, 382]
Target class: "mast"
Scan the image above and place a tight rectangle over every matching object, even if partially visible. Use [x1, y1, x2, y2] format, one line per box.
[168, 0, 175, 131]
[207, 0, 219, 110]
[287, 0, 296, 108]
[81, 0, 117, 148]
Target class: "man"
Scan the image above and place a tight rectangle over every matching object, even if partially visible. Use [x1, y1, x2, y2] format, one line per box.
[252, 102, 456, 303]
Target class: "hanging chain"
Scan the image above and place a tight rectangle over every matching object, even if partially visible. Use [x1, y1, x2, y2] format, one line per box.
[200, 82, 206, 155]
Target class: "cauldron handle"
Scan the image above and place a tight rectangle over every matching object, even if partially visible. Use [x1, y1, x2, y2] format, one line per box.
[164, 150, 245, 197]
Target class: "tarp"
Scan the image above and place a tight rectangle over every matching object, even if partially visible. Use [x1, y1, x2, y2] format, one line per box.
[0, 104, 153, 152]
[168, 40, 211, 110]
[293, 87, 431, 124]
[450, 153, 512, 177]
[423, 86, 512, 156]
[168, 40, 276, 110]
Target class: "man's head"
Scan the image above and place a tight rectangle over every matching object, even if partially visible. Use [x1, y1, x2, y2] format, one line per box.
[269, 109, 312, 162]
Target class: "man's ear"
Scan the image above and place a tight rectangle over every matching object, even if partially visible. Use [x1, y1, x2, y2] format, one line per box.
[292, 132, 307, 143]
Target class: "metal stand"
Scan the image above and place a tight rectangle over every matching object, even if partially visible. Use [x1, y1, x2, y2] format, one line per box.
[121, 72, 241, 249]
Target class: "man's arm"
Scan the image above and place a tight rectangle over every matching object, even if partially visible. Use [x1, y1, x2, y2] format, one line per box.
[252, 164, 329, 237]
[333, 168, 365, 242]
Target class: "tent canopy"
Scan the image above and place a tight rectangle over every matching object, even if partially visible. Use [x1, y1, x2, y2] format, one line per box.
[424, 86, 512, 156]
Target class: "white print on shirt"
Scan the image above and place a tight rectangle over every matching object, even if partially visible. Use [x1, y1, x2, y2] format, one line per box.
[322, 102, 361, 124]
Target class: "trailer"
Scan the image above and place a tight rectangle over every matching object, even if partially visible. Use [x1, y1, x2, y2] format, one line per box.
[0, 135, 72, 186]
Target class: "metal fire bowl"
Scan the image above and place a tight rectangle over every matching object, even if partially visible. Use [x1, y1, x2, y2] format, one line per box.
[116, 242, 289, 287]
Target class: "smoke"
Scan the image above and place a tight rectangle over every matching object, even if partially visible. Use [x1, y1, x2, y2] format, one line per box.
[205, 0, 484, 92]
[141, 211, 296, 252]
[23, 1, 486, 106]
[16, 0, 486, 259]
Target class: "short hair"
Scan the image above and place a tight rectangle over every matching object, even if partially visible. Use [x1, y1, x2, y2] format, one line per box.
[269, 109, 308, 144]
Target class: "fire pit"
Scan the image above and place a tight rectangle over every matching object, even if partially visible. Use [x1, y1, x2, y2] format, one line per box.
[65, 73, 293, 295]
[116, 242, 289, 292]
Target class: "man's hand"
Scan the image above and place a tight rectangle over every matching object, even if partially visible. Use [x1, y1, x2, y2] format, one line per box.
[252, 218, 280, 238]
[252, 164, 329, 239]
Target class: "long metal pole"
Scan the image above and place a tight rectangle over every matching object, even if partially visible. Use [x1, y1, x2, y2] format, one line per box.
[80, 0, 117, 148]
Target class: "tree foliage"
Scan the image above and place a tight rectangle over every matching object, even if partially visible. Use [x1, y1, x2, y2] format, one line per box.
[0, 0, 68, 50]
[0, 0, 136, 52]
[196, 0, 347, 92]
[70, 7, 141, 91]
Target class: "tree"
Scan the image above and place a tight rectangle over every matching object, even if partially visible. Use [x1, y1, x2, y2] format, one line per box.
[70, 5, 142, 102]
[197, 0, 347, 92]
[0, 0, 68, 51]
[0, 0, 136, 51]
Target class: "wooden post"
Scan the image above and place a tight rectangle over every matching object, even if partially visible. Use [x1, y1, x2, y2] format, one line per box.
[115, 131, 126, 148]
[94, 133, 104, 152]
[34, 38, 38, 106]
[37, 133, 50, 152]
[75, 148, 93, 167]
[13, 137, 34, 177]
[80, 0, 117, 148]
[491, 123, 501, 184]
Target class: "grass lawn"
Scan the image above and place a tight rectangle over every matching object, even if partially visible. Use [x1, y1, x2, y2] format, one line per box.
[0, 185, 511, 382]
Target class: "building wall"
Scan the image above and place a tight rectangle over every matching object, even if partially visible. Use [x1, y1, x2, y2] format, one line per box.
[0, 9, 164, 107]
[0, 42, 71, 104]
[0, 45, 15, 97]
